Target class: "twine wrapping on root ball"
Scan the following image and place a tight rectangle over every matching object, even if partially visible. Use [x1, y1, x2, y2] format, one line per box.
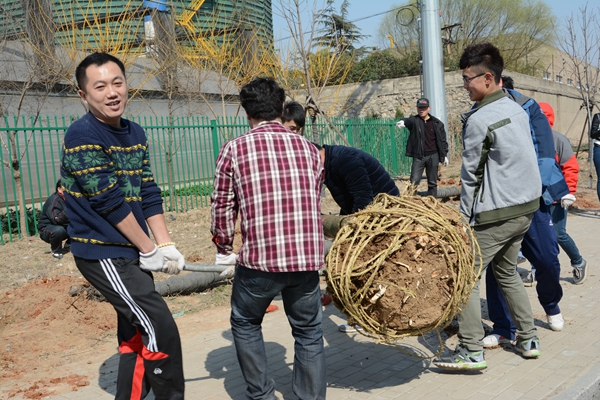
[325, 193, 481, 353]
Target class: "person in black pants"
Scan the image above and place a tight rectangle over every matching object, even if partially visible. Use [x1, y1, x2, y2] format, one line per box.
[61, 52, 186, 399]
[38, 179, 70, 259]
[396, 98, 449, 197]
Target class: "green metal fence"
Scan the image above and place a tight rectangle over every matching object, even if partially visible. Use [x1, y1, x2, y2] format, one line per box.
[1, 114, 410, 244]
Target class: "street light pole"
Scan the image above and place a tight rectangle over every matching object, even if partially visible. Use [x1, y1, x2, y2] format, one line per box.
[420, 0, 447, 131]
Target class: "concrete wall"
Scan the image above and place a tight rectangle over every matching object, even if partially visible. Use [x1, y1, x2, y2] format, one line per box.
[0, 92, 241, 119]
[315, 70, 590, 145]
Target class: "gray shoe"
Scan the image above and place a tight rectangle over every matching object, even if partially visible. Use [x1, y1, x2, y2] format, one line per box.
[514, 337, 540, 358]
[522, 269, 536, 287]
[433, 345, 487, 371]
[572, 260, 587, 285]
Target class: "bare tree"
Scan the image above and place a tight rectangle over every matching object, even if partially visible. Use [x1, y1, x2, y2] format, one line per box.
[274, 0, 356, 143]
[378, 0, 556, 74]
[23, 0, 56, 82]
[558, 3, 600, 188]
[0, 0, 69, 236]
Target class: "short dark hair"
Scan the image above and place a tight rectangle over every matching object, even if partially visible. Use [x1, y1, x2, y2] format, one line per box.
[459, 42, 503, 85]
[55, 178, 62, 191]
[239, 77, 285, 121]
[501, 75, 514, 90]
[282, 101, 306, 128]
[75, 53, 126, 91]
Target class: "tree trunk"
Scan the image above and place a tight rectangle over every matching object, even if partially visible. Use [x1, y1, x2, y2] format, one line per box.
[14, 170, 30, 238]
[8, 130, 30, 237]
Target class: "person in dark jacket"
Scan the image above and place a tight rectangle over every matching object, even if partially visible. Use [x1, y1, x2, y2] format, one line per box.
[317, 144, 399, 215]
[396, 98, 449, 197]
[591, 112, 600, 202]
[38, 179, 70, 259]
[282, 100, 305, 133]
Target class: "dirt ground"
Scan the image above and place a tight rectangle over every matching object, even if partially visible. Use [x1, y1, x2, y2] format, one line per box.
[1, 156, 599, 399]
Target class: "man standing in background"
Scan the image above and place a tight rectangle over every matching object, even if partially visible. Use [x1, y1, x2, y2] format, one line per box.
[539, 101, 587, 284]
[396, 98, 449, 197]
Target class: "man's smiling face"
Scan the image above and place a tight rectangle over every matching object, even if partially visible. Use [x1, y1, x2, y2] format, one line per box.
[462, 67, 491, 103]
[78, 61, 128, 127]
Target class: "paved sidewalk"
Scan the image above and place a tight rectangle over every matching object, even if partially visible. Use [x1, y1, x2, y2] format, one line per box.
[43, 210, 600, 400]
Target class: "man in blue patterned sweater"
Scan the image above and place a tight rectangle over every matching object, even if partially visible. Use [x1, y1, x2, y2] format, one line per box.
[61, 53, 186, 399]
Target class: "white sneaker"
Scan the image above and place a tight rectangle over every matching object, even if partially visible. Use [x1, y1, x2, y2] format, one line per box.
[482, 334, 514, 348]
[547, 313, 564, 331]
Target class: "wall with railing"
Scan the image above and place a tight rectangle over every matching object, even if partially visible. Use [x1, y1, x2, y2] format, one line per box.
[1, 114, 410, 243]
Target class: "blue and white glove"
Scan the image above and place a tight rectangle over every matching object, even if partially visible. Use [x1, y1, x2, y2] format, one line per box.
[216, 253, 238, 279]
[395, 120, 405, 129]
[443, 157, 449, 167]
[139, 245, 164, 272]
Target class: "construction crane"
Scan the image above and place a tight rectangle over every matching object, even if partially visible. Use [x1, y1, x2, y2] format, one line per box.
[175, 0, 206, 33]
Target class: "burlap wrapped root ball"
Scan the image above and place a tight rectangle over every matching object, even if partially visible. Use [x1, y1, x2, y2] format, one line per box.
[325, 193, 481, 344]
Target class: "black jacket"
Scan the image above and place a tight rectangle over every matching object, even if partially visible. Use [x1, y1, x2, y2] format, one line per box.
[323, 145, 399, 215]
[592, 113, 600, 139]
[403, 114, 448, 160]
[38, 191, 69, 231]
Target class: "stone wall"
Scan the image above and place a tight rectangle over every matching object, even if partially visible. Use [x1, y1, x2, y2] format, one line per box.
[314, 70, 589, 145]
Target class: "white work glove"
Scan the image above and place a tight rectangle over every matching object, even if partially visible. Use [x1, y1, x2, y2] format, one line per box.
[161, 245, 185, 275]
[139, 245, 164, 272]
[216, 253, 238, 279]
[396, 120, 405, 129]
[443, 157, 449, 167]
[561, 193, 576, 209]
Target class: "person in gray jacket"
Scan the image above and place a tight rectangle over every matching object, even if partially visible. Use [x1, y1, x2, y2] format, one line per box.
[434, 42, 542, 371]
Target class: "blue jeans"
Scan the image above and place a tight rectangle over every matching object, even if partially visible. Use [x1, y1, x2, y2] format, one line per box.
[594, 145, 600, 202]
[549, 204, 583, 266]
[486, 205, 563, 340]
[410, 153, 439, 197]
[230, 266, 326, 400]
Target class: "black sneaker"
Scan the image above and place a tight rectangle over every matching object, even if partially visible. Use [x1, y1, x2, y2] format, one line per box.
[572, 260, 587, 285]
[433, 345, 487, 371]
[52, 251, 63, 259]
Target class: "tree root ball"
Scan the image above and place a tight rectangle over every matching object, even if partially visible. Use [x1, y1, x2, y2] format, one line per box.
[325, 193, 480, 341]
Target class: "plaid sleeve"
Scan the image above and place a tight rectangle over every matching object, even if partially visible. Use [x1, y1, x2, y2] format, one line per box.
[210, 142, 238, 254]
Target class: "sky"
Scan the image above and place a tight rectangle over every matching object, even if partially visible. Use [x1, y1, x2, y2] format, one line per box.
[271, 0, 598, 50]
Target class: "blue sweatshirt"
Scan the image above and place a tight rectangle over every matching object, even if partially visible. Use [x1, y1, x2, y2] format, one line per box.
[60, 112, 164, 260]
[505, 89, 569, 205]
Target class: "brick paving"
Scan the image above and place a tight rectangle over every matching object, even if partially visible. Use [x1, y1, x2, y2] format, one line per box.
[41, 210, 600, 400]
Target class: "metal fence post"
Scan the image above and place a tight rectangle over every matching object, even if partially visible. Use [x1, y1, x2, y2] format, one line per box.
[390, 121, 399, 175]
[211, 119, 220, 162]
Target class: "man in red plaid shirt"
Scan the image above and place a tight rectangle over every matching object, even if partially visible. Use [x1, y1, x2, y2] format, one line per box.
[211, 77, 326, 400]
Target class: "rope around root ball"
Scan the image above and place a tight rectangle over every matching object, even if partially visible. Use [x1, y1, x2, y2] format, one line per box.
[325, 192, 481, 357]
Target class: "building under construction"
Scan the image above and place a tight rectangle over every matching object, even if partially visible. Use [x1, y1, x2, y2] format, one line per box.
[0, 0, 273, 57]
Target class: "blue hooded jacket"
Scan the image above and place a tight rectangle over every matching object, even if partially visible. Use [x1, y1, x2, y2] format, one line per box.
[505, 89, 569, 205]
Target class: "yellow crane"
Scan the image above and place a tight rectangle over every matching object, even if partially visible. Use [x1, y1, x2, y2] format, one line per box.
[174, 0, 220, 59]
[176, 0, 206, 33]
